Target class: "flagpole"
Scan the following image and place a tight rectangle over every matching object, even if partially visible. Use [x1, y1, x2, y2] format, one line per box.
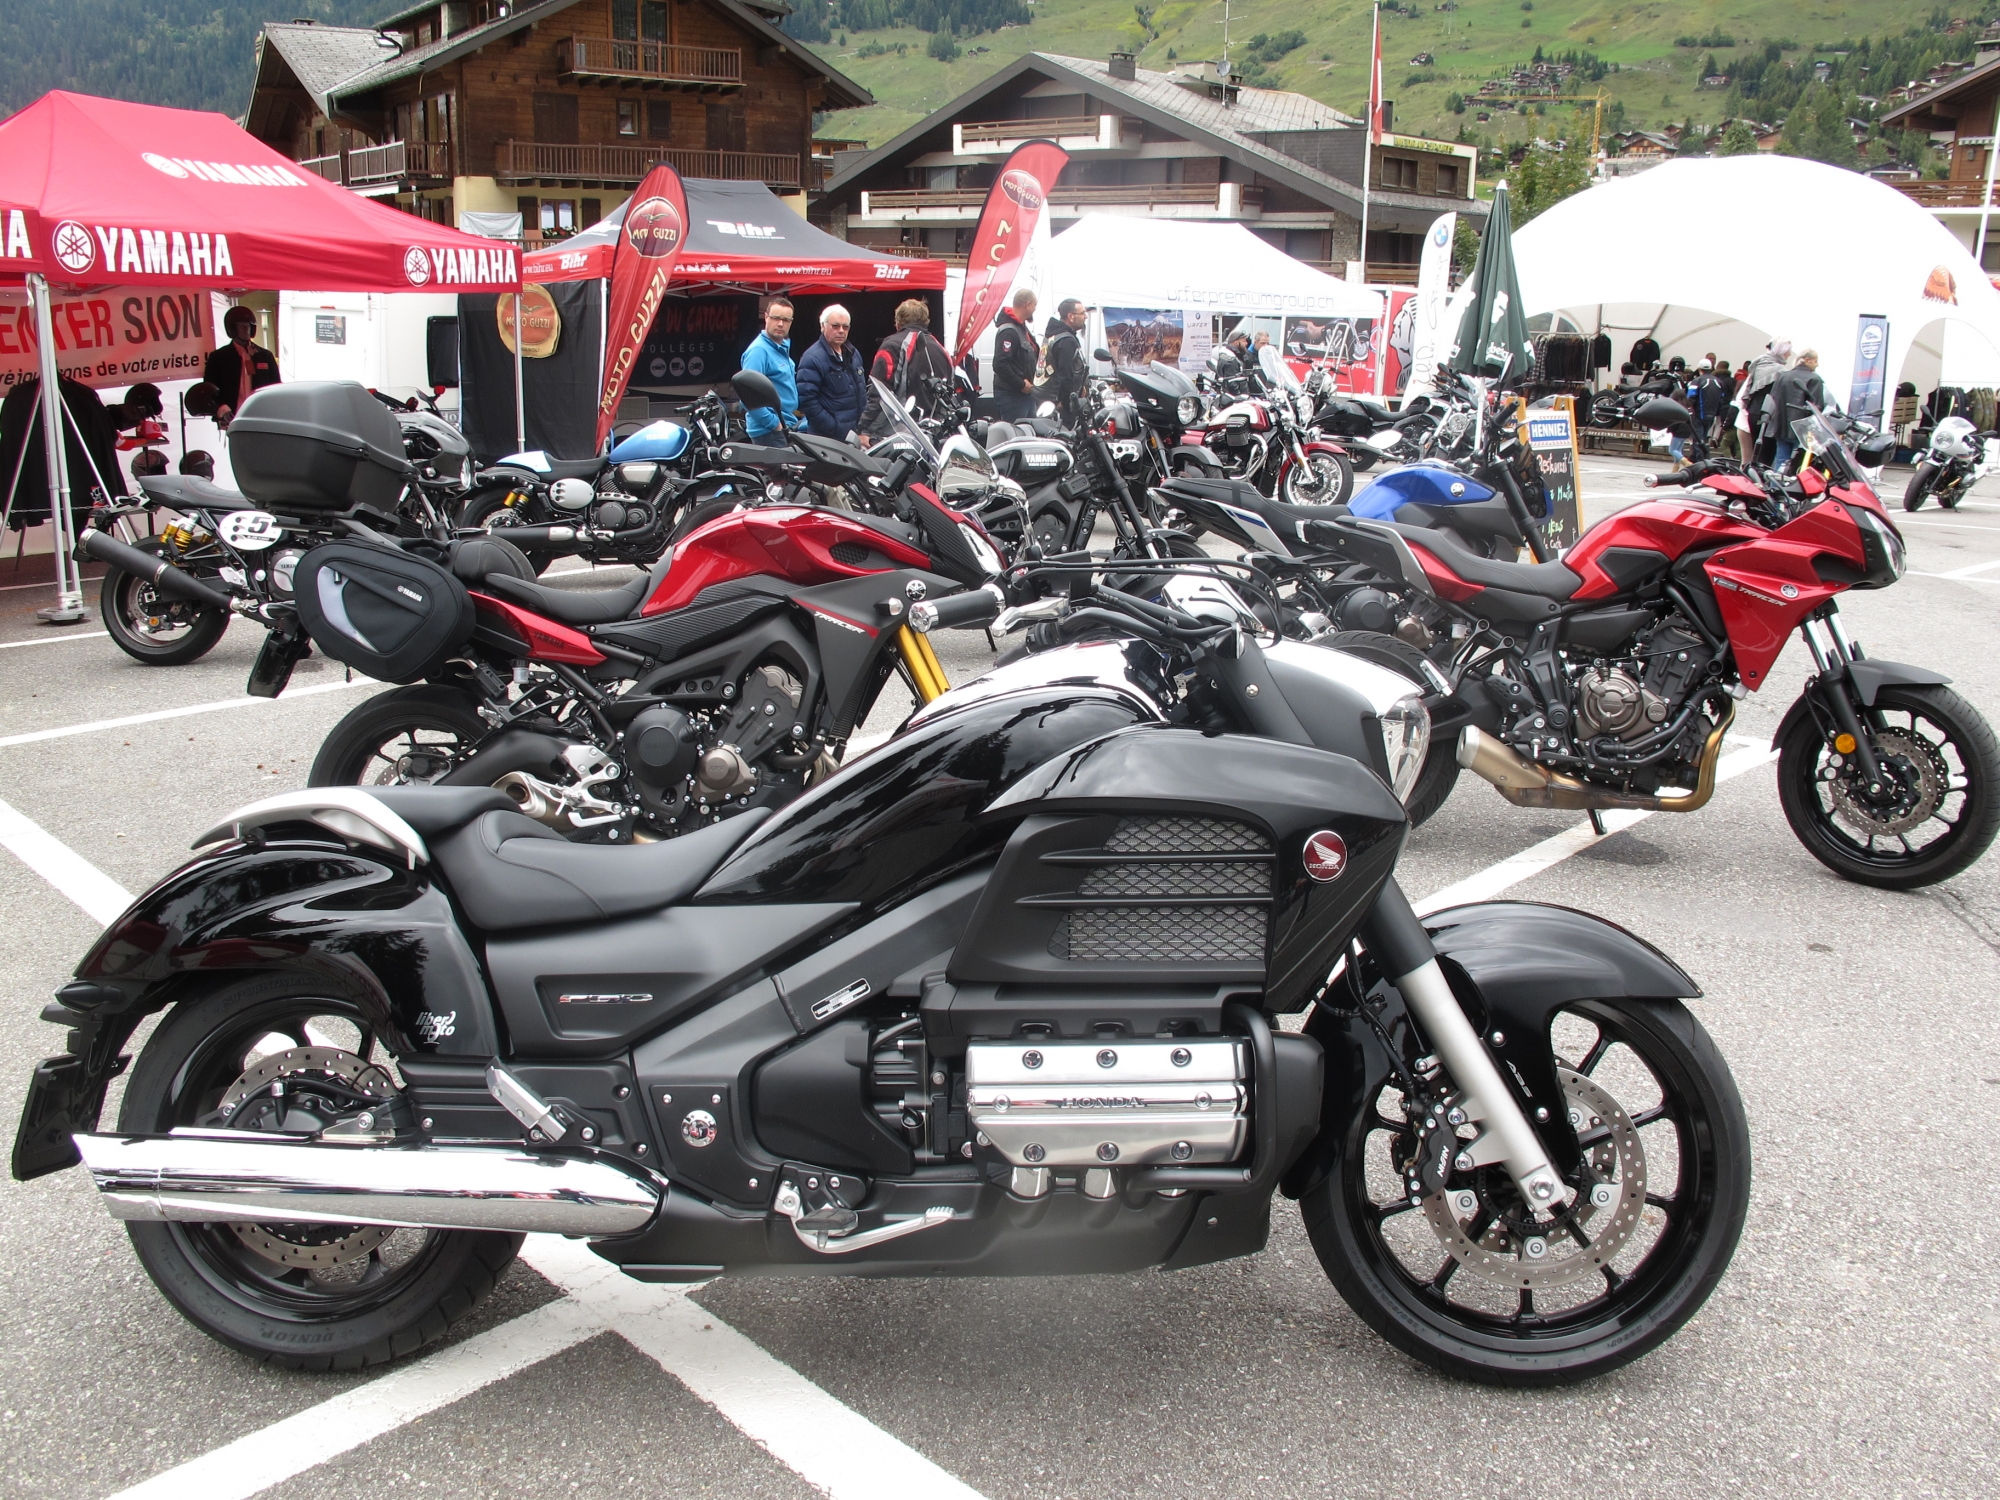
[1357, 3, 1376, 291]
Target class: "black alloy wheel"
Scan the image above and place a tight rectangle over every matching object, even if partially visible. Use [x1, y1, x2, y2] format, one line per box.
[117, 974, 520, 1369]
[100, 539, 229, 666]
[1304, 996, 1750, 1386]
[309, 684, 488, 788]
[1902, 463, 1937, 513]
[459, 485, 555, 575]
[1777, 682, 2000, 889]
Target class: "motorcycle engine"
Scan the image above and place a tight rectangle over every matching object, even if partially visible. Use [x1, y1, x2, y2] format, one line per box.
[624, 665, 819, 830]
[1572, 618, 1716, 746]
[1576, 666, 1665, 742]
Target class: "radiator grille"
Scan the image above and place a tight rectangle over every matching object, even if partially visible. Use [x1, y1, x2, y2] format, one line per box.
[1104, 816, 1270, 855]
[830, 541, 882, 568]
[1052, 906, 1268, 963]
[1047, 816, 1272, 964]
[1077, 861, 1270, 899]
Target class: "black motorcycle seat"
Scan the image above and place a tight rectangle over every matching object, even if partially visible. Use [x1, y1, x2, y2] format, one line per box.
[432, 806, 773, 929]
[540, 457, 605, 482]
[362, 786, 516, 838]
[1162, 475, 1351, 530]
[479, 554, 672, 626]
[137, 474, 260, 511]
[1379, 520, 1582, 599]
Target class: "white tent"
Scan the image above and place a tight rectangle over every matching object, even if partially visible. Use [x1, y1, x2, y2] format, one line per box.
[1514, 156, 2000, 403]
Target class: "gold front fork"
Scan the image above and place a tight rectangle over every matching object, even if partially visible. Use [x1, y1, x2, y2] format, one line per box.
[896, 624, 949, 703]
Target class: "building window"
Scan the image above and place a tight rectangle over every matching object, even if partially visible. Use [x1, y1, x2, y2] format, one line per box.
[1380, 156, 1419, 191]
[540, 199, 576, 238]
[612, 0, 669, 43]
[1435, 161, 1461, 196]
[618, 100, 639, 136]
[648, 100, 673, 140]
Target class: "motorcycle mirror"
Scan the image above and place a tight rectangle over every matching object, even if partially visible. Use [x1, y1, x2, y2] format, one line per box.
[1036, 401, 1057, 418]
[1632, 396, 1694, 432]
[1093, 348, 1113, 363]
[730, 368, 780, 412]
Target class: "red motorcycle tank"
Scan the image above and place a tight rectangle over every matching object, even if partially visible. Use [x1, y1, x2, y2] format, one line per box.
[641, 506, 932, 616]
[1562, 498, 1761, 602]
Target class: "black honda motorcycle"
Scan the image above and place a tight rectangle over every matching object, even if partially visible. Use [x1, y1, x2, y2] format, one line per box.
[14, 576, 1749, 1387]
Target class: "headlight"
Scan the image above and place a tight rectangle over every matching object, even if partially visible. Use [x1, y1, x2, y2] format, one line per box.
[1177, 396, 1200, 424]
[1380, 693, 1432, 804]
[1850, 506, 1906, 589]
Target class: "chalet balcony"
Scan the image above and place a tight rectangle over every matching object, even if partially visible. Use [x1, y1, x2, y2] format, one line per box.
[859, 182, 1263, 223]
[497, 140, 800, 189]
[347, 140, 452, 188]
[556, 36, 743, 90]
[297, 154, 343, 184]
[951, 115, 1136, 157]
[1894, 179, 2000, 209]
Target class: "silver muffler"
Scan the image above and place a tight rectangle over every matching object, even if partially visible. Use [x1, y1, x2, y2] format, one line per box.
[73, 1130, 662, 1236]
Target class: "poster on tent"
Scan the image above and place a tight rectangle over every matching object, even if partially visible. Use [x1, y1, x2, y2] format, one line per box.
[1279, 306, 1394, 393]
[636, 295, 760, 387]
[1179, 312, 1213, 375]
[1104, 308, 1183, 368]
[0, 285, 222, 393]
[1850, 314, 1889, 430]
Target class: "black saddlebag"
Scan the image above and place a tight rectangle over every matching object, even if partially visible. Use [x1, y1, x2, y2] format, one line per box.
[294, 541, 474, 683]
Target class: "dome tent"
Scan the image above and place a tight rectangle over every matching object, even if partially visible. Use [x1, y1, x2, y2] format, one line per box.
[1512, 156, 2000, 402]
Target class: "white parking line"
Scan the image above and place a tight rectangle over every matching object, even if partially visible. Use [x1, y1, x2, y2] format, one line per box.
[524, 1238, 991, 1500]
[0, 796, 133, 925]
[0, 630, 108, 648]
[0, 677, 372, 750]
[101, 1297, 605, 1500]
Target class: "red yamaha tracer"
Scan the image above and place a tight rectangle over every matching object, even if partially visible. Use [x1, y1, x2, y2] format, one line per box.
[1341, 412, 1998, 888]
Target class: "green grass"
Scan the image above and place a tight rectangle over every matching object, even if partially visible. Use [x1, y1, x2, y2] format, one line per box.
[805, 2, 1956, 148]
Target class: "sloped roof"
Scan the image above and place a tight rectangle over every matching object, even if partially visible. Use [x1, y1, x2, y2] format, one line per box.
[1880, 52, 2000, 131]
[260, 23, 398, 114]
[1057, 54, 1359, 135]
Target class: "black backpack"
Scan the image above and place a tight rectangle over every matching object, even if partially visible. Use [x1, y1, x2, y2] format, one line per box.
[294, 541, 474, 684]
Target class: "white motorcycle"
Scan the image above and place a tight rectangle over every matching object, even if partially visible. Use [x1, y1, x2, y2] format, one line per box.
[1904, 414, 2000, 512]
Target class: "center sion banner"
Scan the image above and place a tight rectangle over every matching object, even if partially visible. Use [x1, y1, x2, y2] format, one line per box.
[596, 162, 690, 450]
[953, 140, 1069, 361]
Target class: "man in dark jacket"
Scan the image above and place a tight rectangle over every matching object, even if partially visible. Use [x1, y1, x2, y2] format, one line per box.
[795, 303, 867, 440]
[204, 305, 280, 428]
[1766, 348, 1826, 469]
[991, 288, 1040, 419]
[1036, 298, 1089, 426]
[860, 298, 955, 442]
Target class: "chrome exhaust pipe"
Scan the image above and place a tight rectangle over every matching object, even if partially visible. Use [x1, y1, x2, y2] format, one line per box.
[73, 1130, 661, 1236]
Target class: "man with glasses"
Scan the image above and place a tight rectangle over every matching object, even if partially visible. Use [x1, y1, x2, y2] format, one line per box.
[740, 295, 801, 439]
[797, 303, 867, 440]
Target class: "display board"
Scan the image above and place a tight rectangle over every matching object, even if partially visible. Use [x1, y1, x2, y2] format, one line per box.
[1522, 395, 1583, 551]
[0, 284, 219, 393]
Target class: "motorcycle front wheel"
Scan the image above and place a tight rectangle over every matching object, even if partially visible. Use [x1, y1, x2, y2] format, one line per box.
[1902, 461, 1938, 512]
[1776, 682, 2000, 889]
[100, 540, 229, 665]
[1304, 995, 1750, 1386]
[1279, 448, 1354, 507]
[118, 973, 520, 1369]
[309, 684, 487, 788]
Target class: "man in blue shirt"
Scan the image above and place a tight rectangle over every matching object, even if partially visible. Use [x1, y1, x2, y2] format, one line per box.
[740, 296, 801, 439]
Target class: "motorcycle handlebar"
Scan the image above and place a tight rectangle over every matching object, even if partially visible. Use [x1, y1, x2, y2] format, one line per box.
[1643, 463, 1713, 489]
[909, 584, 1003, 633]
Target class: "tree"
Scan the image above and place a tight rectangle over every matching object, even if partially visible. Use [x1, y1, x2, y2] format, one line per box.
[927, 29, 960, 61]
[1446, 91, 1466, 115]
[1716, 120, 1758, 156]
[1511, 126, 1592, 226]
[1451, 217, 1481, 282]
[1777, 85, 1858, 170]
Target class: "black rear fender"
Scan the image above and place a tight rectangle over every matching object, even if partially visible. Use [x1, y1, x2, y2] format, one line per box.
[1285, 900, 1700, 1198]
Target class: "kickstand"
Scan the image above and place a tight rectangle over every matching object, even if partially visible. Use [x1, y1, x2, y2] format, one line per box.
[1588, 809, 1608, 837]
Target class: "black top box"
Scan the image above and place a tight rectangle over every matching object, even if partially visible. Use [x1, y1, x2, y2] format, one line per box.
[229, 382, 413, 512]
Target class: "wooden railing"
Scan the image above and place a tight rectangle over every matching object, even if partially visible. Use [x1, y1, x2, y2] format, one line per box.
[297, 154, 343, 183]
[876, 245, 969, 266]
[346, 139, 452, 185]
[557, 35, 742, 85]
[1895, 179, 1999, 207]
[862, 183, 1262, 211]
[959, 115, 1105, 143]
[497, 140, 799, 188]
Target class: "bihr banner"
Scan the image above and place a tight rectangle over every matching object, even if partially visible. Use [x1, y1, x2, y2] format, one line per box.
[0, 285, 219, 392]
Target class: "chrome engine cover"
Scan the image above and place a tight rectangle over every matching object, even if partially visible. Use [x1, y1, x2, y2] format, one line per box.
[965, 1037, 1248, 1168]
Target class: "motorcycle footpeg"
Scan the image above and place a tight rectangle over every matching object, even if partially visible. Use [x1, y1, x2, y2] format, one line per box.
[485, 1064, 591, 1147]
[772, 1164, 953, 1255]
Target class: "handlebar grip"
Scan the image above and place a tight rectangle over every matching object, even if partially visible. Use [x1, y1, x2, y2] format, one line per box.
[1643, 466, 1705, 488]
[910, 584, 1003, 633]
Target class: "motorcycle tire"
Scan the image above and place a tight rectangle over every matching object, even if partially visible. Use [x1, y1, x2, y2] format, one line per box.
[1303, 994, 1751, 1386]
[309, 683, 489, 788]
[459, 486, 555, 575]
[117, 973, 521, 1370]
[1350, 450, 1378, 473]
[1776, 682, 2000, 890]
[1315, 630, 1458, 827]
[1279, 448, 1354, 508]
[99, 539, 229, 666]
[1902, 463, 1937, 512]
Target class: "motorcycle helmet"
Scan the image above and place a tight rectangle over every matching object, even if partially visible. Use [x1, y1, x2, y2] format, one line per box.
[1931, 415, 1978, 459]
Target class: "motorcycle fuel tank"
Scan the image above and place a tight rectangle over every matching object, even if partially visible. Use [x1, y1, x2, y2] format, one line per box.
[609, 420, 692, 463]
[1349, 462, 1495, 518]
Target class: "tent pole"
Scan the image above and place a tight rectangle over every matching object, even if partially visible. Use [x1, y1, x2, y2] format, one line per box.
[1977, 95, 2000, 274]
[28, 274, 85, 624]
[512, 292, 527, 454]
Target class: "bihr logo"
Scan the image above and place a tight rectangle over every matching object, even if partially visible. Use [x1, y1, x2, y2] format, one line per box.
[626, 196, 685, 259]
[874, 262, 911, 280]
[999, 169, 1046, 211]
[1301, 829, 1349, 882]
[707, 220, 778, 239]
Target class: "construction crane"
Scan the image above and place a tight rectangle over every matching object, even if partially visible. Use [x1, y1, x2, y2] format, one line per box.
[1483, 90, 1611, 156]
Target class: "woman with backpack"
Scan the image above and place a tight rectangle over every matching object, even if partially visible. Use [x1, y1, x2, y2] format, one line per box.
[859, 299, 953, 444]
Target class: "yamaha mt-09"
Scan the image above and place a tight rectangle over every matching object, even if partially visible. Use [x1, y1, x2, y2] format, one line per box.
[16, 586, 1750, 1387]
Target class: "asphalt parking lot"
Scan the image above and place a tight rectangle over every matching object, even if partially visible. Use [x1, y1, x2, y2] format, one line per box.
[1, 454, 1997, 1499]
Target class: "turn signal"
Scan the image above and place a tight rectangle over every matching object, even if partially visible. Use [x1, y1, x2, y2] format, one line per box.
[1834, 733, 1857, 754]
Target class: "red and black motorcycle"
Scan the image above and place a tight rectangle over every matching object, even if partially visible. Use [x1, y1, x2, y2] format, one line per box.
[1330, 410, 1998, 888]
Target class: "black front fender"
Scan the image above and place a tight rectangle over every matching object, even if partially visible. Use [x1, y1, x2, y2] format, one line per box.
[11, 840, 499, 1180]
[1777, 659, 1956, 751]
[1287, 900, 1699, 1198]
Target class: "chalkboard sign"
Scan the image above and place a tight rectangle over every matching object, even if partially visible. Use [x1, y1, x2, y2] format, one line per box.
[1521, 395, 1582, 551]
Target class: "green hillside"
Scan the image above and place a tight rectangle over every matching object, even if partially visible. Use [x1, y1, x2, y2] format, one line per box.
[796, 1, 1993, 148]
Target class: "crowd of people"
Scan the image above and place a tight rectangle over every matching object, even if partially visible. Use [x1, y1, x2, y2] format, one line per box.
[1617, 336, 1828, 470]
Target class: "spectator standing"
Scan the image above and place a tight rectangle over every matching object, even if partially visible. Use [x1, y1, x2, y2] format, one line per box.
[1714, 359, 1742, 456]
[1036, 297, 1090, 425]
[991, 288, 1040, 419]
[1766, 348, 1826, 469]
[739, 296, 800, 439]
[860, 299, 955, 441]
[796, 304, 867, 440]
[204, 306, 280, 429]
[1744, 339, 1792, 464]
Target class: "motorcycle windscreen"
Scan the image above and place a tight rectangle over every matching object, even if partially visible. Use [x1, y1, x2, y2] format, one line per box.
[293, 542, 475, 684]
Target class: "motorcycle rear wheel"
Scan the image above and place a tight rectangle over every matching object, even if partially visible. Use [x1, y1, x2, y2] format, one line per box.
[100, 540, 229, 666]
[1776, 682, 2000, 889]
[309, 684, 488, 788]
[118, 974, 521, 1370]
[459, 486, 556, 575]
[1304, 996, 1750, 1386]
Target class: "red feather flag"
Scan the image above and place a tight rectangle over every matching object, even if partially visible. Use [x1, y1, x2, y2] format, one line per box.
[595, 163, 690, 451]
[953, 140, 1069, 362]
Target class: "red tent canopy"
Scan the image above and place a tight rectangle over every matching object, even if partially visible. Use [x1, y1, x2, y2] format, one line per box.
[0, 91, 518, 293]
[523, 179, 943, 294]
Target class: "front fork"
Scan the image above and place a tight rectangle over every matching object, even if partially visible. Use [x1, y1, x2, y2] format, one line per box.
[895, 624, 950, 703]
[1800, 608, 1884, 785]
